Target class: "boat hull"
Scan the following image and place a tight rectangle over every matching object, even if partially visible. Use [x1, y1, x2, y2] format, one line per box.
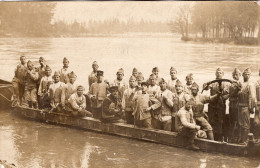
[11, 106, 258, 157]
[0, 79, 12, 109]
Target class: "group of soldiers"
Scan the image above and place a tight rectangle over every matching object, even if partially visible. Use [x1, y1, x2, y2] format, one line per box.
[12, 55, 260, 151]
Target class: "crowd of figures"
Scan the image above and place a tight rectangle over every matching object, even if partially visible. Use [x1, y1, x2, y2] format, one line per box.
[12, 55, 260, 151]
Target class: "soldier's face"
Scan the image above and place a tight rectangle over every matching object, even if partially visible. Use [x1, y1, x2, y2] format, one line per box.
[142, 85, 148, 92]
[159, 82, 167, 90]
[150, 77, 156, 86]
[69, 77, 76, 84]
[233, 73, 240, 81]
[137, 77, 143, 84]
[129, 79, 136, 87]
[46, 69, 52, 76]
[185, 102, 193, 111]
[39, 58, 45, 66]
[191, 88, 198, 96]
[175, 85, 183, 93]
[117, 73, 124, 80]
[93, 64, 98, 71]
[27, 63, 33, 70]
[132, 72, 138, 77]
[243, 72, 250, 81]
[54, 75, 60, 83]
[63, 60, 69, 68]
[20, 56, 26, 65]
[186, 77, 193, 85]
[111, 90, 119, 98]
[215, 71, 224, 79]
[170, 71, 177, 79]
[152, 70, 159, 76]
[97, 76, 103, 82]
[77, 88, 84, 96]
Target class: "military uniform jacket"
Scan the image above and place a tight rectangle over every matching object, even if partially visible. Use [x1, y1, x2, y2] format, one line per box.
[68, 93, 86, 111]
[229, 80, 241, 107]
[184, 84, 192, 95]
[13, 63, 27, 84]
[122, 87, 141, 111]
[238, 81, 255, 109]
[25, 69, 39, 90]
[191, 94, 211, 118]
[60, 67, 72, 84]
[111, 79, 128, 99]
[49, 81, 66, 106]
[167, 78, 178, 94]
[89, 81, 109, 108]
[102, 94, 121, 119]
[38, 75, 53, 96]
[172, 92, 191, 116]
[133, 93, 161, 120]
[176, 107, 196, 131]
[256, 79, 260, 106]
[155, 89, 174, 118]
[36, 65, 46, 85]
[62, 82, 78, 105]
[147, 85, 160, 97]
[88, 71, 97, 89]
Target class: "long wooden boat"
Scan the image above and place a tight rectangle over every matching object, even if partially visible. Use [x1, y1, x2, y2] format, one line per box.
[12, 105, 260, 157]
[0, 79, 12, 109]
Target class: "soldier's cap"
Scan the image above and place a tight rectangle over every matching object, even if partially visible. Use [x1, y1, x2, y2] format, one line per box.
[141, 81, 149, 87]
[63, 57, 69, 62]
[45, 65, 51, 71]
[92, 61, 98, 65]
[129, 75, 136, 81]
[53, 71, 61, 76]
[186, 73, 193, 79]
[159, 78, 166, 84]
[68, 71, 77, 78]
[97, 70, 104, 76]
[20, 55, 26, 59]
[39, 57, 45, 61]
[77, 85, 85, 90]
[243, 68, 251, 74]
[109, 86, 119, 92]
[132, 67, 138, 73]
[232, 68, 241, 75]
[170, 66, 177, 72]
[186, 98, 195, 105]
[216, 67, 224, 73]
[117, 68, 124, 75]
[191, 82, 199, 90]
[149, 73, 157, 79]
[152, 67, 159, 72]
[175, 79, 183, 87]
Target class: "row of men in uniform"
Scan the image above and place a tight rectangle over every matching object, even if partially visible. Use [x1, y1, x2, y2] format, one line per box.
[12, 55, 260, 150]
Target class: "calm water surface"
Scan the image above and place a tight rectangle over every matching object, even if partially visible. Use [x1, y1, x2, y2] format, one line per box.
[0, 36, 260, 167]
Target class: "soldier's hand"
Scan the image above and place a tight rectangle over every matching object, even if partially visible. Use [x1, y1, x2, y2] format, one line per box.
[195, 125, 201, 131]
[145, 107, 152, 112]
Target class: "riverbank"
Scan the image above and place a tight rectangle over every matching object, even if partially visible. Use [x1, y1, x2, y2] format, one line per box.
[181, 36, 259, 46]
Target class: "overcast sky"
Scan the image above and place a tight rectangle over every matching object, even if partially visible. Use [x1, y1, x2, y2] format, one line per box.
[53, 1, 192, 23]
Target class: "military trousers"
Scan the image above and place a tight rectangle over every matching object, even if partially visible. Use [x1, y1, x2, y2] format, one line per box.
[195, 116, 212, 131]
[151, 117, 171, 131]
[125, 110, 134, 125]
[12, 81, 25, 105]
[178, 127, 197, 146]
[135, 117, 152, 129]
[24, 88, 37, 104]
[92, 107, 102, 119]
[238, 107, 250, 130]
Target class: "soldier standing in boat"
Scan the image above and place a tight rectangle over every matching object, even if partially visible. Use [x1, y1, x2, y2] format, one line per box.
[122, 75, 141, 124]
[89, 70, 109, 119]
[132, 68, 138, 78]
[168, 67, 179, 94]
[38, 65, 53, 109]
[67, 85, 92, 117]
[153, 78, 174, 131]
[24, 61, 39, 108]
[175, 100, 201, 150]
[190, 82, 218, 140]
[36, 57, 46, 87]
[203, 68, 230, 141]
[60, 57, 72, 84]
[132, 81, 161, 128]
[111, 68, 128, 100]
[136, 72, 144, 89]
[172, 80, 190, 131]
[237, 68, 256, 144]
[184, 73, 194, 95]
[254, 69, 260, 140]
[101, 86, 124, 123]
[147, 74, 160, 97]
[88, 61, 98, 90]
[147, 67, 161, 86]
[12, 55, 27, 105]
[49, 71, 66, 112]
[228, 68, 242, 142]
[61, 71, 78, 111]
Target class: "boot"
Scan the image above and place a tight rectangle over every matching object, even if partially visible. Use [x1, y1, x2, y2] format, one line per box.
[32, 102, 38, 109]
[28, 101, 32, 108]
[207, 130, 214, 140]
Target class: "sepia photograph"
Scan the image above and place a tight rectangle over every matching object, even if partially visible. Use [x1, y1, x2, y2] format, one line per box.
[0, 1, 260, 167]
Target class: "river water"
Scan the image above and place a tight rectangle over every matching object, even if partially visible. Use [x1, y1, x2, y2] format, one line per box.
[0, 36, 260, 167]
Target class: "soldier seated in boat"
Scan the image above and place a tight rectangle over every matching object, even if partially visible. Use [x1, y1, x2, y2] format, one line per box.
[101, 86, 124, 123]
[60, 57, 72, 84]
[67, 85, 92, 117]
[49, 71, 66, 112]
[153, 78, 174, 131]
[132, 81, 161, 128]
[176, 100, 201, 150]
[61, 71, 78, 111]
[12, 55, 27, 105]
[24, 60, 39, 108]
[38, 65, 53, 109]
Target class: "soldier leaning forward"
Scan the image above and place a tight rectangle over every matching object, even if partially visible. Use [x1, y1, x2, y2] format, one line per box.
[101, 86, 123, 123]
[12, 55, 27, 105]
[254, 69, 260, 139]
[24, 61, 39, 108]
[153, 78, 174, 131]
[132, 82, 161, 128]
[38, 65, 53, 109]
[88, 70, 109, 119]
